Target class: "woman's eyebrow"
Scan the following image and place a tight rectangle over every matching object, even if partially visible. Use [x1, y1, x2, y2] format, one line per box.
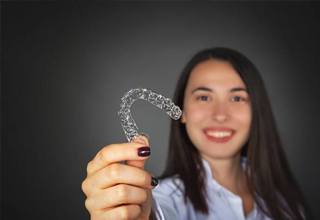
[230, 87, 247, 93]
[191, 86, 247, 94]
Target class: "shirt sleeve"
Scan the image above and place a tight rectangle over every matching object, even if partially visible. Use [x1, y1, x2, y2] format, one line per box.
[151, 188, 179, 220]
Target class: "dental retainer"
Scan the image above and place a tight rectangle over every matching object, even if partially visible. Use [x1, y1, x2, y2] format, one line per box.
[118, 88, 182, 142]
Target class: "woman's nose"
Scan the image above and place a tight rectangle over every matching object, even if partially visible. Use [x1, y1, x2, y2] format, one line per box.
[212, 101, 229, 122]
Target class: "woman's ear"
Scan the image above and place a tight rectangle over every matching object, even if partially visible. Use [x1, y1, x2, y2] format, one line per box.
[181, 112, 186, 124]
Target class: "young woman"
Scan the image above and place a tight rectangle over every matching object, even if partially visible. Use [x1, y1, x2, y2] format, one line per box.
[81, 47, 307, 220]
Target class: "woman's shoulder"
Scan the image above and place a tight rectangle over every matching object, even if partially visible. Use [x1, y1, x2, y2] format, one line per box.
[152, 175, 191, 219]
[153, 175, 185, 197]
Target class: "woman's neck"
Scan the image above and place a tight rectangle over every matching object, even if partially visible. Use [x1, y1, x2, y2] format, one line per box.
[203, 154, 247, 195]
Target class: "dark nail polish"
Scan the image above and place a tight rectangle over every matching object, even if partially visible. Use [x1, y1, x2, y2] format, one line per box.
[151, 177, 158, 187]
[137, 146, 150, 157]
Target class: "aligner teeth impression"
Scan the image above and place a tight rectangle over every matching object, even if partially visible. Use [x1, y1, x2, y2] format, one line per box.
[118, 88, 182, 142]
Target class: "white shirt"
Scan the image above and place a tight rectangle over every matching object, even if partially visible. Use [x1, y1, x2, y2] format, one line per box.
[152, 158, 272, 220]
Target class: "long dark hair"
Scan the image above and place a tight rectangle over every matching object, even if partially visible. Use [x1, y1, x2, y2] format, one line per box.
[160, 47, 309, 220]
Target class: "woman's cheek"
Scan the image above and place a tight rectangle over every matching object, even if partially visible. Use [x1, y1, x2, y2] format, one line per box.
[188, 106, 210, 122]
[233, 107, 252, 128]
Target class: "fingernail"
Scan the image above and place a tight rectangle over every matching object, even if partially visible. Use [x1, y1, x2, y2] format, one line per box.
[137, 146, 150, 157]
[151, 177, 158, 187]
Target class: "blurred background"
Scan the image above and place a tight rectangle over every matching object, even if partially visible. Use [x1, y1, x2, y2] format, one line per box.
[2, 2, 320, 219]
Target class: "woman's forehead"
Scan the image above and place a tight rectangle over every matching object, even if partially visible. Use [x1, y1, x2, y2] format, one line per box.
[187, 59, 246, 90]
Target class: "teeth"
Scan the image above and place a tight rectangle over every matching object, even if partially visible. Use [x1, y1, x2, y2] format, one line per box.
[206, 131, 232, 138]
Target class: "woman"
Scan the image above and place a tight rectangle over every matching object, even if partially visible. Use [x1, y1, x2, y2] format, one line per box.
[81, 47, 307, 220]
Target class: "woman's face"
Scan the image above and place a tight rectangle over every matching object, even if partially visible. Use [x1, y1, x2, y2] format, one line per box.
[181, 59, 252, 161]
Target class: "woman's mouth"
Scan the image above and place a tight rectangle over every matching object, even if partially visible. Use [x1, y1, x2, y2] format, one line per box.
[203, 128, 235, 143]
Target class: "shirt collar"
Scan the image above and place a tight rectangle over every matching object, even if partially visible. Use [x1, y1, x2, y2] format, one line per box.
[201, 157, 259, 218]
[201, 158, 223, 192]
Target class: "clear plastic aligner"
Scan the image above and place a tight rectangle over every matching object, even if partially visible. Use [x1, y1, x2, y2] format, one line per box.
[118, 88, 182, 142]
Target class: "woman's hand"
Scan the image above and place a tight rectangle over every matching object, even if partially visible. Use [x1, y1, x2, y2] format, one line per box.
[81, 136, 156, 220]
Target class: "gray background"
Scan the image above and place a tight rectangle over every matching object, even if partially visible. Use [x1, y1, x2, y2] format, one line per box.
[2, 2, 320, 220]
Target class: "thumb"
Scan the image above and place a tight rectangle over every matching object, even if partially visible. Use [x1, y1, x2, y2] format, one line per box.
[126, 134, 150, 169]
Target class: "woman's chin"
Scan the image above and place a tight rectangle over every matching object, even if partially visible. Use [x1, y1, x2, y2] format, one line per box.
[199, 145, 242, 161]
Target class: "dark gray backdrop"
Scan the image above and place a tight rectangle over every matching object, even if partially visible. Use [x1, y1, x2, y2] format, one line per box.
[2, 2, 320, 220]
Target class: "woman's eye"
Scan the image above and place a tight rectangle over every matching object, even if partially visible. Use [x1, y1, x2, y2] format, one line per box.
[231, 96, 246, 102]
[196, 95, 209, 101]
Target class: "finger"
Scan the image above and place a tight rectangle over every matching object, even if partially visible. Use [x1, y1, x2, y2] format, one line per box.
[139, 190, 153, 219]
[127, 135, 150, 169]
[96, 204, 141, 220]
[87, 142, 150, 175]
[83, 163, 154, 196]
[86, 184, 148, 210]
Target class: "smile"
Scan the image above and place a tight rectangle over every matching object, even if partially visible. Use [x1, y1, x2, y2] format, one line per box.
[203, 127, 235, 143]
